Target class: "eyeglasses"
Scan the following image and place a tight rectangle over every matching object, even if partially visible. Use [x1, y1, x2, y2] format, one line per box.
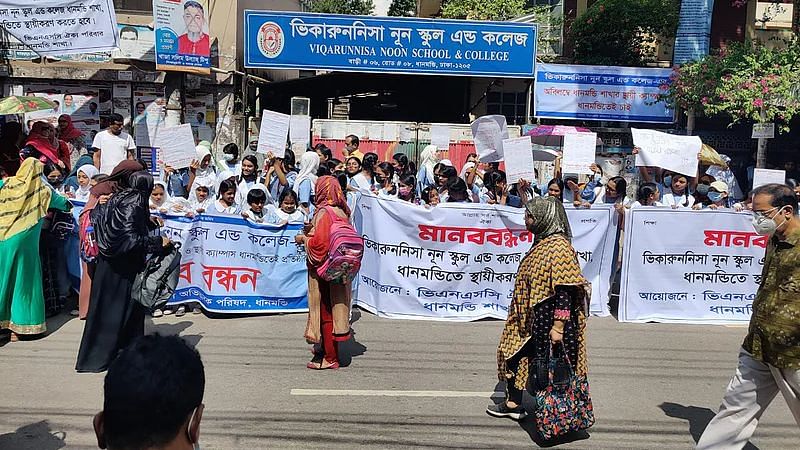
[752, 206, 779, 219]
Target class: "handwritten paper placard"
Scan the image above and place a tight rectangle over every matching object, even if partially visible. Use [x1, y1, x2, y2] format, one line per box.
[503, 137, 535, 184]
[752, 168, 786, 189]
[561, 132, 597, 174]
[257, 109, 290, 155]
[155, 124, 196, 169]
[430, 124, 451, 152]
[289, 115, 311, 147]
[632, 128, 701, 177]
[471, 115, 508, 163]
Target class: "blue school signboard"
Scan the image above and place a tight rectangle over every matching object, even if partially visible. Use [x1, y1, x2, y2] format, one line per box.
[243, 11, 537, 78]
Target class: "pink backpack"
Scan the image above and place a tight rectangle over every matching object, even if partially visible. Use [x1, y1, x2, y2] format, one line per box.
[79, 210, 99, 263]
[316, 208, 364, 283]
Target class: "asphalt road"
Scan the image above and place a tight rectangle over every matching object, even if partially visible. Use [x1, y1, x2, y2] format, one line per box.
[0, 309, 797, 449]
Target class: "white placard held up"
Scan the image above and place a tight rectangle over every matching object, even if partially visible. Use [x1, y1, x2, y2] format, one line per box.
[502, 137, 535, 184]
[752, 168, 786, 189]
[471, 115, 508, 163]
[561, 132, 597, 174]
[430, 124, 451, 151]
[257, 109, 290, 155]
[632, 128, 701, 177]
[154, 124, 197, 169]
[289, 115, 311, 147]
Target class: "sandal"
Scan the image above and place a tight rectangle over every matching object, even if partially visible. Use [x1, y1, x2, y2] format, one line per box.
[306, 359, 339, 370]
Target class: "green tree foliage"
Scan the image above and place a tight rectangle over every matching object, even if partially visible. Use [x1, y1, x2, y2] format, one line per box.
[440, 0, 528, 21]
[571, 0, 680, 66]
[388, 0, 417, 17]
[311, 0, 375, 15]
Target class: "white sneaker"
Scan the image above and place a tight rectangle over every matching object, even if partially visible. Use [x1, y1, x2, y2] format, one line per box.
[152, 309, 163, 318]
[163, 308, 174, 315]
[192, 307, 202, 315]
[175, 306, 186, 317]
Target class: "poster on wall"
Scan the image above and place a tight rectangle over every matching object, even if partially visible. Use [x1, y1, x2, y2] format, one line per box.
[186, 94, 215, 142]
[113, 24, 156, 61]
[133, 87, 167, 147]
[24, 85, 102, 138]
[153, 0, 211, 73]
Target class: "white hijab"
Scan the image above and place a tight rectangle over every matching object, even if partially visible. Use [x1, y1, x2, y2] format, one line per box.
[419, 144, 439, 180]
[293, 151, 320, 196]
[190, 144, 217, 201]
[74, 164, 98, 201]
[150, 181, 172, 210]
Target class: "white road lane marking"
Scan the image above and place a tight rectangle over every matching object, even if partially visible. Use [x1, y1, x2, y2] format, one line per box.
[291, 389, 504, 398]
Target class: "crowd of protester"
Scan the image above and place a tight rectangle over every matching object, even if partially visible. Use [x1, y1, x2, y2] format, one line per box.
[0, 118, 793, 340]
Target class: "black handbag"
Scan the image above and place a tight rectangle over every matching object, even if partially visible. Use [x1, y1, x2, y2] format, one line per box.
[131, 242, 182, 311]
[527, 343, 571, 395]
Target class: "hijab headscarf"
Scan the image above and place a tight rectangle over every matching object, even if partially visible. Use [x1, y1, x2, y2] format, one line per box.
[95, 171, 154, 257]
[314, 175, 350, 216]
[90, 160, 145, 197]
[524, 196, 572, 245]
[57, 114, 83, 141]
[419, 145, 439, 180]
[24, 122, 60, 164]
[74, 164, 99, 201]
[150, 180, 172, 209]
[190, 144, 217, 200]
[0, 157, 53, 240]
[293, 151, 320, 196]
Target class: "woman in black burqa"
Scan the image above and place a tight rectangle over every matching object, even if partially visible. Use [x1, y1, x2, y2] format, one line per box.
[76, 170, 172, 373]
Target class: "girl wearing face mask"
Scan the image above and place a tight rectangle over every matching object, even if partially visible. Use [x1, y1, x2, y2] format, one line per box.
[397, 173, 418, 203]
[40, 162, 73, 318]
[374, 162, 397, 198]
[265, 189, 305, 225]
[701, 181, 730, 210]
[217, 142, 240, 177]
[212, 179, 240, 214]
[578, 164, 604, 206]
[391, 153, 415, 182]
[662, 173, 695, 208]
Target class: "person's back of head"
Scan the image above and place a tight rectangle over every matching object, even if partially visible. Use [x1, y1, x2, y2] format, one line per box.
[446, 177, 469, 202]
[95, 334, 205, 450]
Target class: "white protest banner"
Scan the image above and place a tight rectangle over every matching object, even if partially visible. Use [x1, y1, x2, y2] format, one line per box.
[752, 168, 786, 189]
[66, 203, 308, 314]
[352, 195, 616, 321]
[619, 208, 765, 325]
[430, 124, 451, 151]
[0, 1, 119, 56]
[503, 136, 535, 184]
[257, 109, 290, 155]
[290, 115, 311, 147]
[154, 124, 196, 169]
[632, 128, 701, 177]
[562, 132, 597, 174]
[471, 115, 508, 163]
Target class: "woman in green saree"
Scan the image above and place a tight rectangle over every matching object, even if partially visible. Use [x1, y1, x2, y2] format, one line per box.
[0, 157, 71, 340]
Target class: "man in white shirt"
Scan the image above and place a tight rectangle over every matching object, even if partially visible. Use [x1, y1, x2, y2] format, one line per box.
[93, 113, 136, 174]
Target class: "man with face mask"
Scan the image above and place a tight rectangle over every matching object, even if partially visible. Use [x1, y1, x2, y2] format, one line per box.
[697, 183, 800, 449]
[93, 334, 205, 450]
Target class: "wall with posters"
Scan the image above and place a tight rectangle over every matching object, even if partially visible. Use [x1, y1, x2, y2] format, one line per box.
[534, 64, 674, 124]
[619, 208, 765, 325]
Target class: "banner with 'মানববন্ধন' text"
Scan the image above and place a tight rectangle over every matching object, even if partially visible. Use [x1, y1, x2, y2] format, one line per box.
[619, 208, 766, 325]
[67, 201, 309, 314]
[351, 195, 617, 321]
